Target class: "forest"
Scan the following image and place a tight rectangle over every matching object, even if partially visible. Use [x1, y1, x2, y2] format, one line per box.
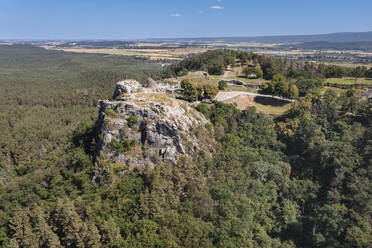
[0, 45, 371, 247]
[0, 44, 160, 179]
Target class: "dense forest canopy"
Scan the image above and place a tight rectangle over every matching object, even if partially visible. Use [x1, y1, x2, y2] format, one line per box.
[0, 45, 160, 180]
[0, 45, 371, 247]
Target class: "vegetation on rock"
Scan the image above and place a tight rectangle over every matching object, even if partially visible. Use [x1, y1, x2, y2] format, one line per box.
[109, 139, 136, 153]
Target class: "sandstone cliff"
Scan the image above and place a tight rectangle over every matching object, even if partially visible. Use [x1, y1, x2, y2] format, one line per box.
[96, 79, 213, 168]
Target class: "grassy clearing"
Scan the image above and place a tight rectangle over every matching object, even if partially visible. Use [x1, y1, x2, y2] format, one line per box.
[223, 76, 270, 85]
[225, 85, 258, 93]
[224, 95, 291, 115]
[254, 103, 291, 115]
[323, 62, 372, 68]
[325, 77, 372, 85]
[318, 87, 345, 95]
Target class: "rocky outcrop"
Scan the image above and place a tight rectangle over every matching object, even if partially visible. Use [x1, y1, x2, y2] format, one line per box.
[113, 80, 142, 99]
[96, 79, 212, 168]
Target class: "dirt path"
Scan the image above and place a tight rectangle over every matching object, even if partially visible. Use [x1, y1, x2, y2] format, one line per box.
[215, 91, 295, 103]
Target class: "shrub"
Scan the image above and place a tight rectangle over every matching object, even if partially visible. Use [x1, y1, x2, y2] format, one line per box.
[127, 115, 138, 128]
[110, 139, 136, 153]
[177, 70, 188, 77]
[196, 104, 211, 118]
[104, 109, 116, 117]
[203, 84, 219, 99]
[218, 80, 228, 90]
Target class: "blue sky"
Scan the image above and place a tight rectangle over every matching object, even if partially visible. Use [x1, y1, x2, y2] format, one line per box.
[0, 0, 371, 39]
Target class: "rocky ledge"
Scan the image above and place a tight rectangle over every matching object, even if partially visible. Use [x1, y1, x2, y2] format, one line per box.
[96, 79, 211, 168]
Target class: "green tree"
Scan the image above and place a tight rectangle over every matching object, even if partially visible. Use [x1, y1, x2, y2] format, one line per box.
[276, 81, 289, 97]
[181, 80, 198, 102]
[202, 84, 219, 99]
[243, 67, 263, 78]
[351, 66, 366, 82]
[340, 89, 360, 114]
[272, 74, 286, 84]
[294, 77, 323, 96]
[288, 84, 299, 99]
[207, 61, 225, 75]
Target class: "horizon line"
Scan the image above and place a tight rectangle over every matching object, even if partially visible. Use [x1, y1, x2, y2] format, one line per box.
[1, 30, 372, 42]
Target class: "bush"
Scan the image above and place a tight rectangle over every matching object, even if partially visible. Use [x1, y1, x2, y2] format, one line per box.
[127, 115, 138, 128]
[110, 139, 136, 153]
[105, 109, 116, 117]
[177, 70, 188, 77]
[196, 104, 211, 118]
[203, 84, 219, 99]
[218, 80, 228, 90]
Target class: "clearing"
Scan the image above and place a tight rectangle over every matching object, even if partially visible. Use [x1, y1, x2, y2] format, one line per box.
[325, 77, 372, 86]
[224, 95, 291, 115]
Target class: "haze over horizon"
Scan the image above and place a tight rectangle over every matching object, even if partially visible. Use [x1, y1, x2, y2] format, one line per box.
[0, 0, 371, 39]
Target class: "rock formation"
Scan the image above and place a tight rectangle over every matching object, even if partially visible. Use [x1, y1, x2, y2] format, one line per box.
[96, 79, 212, 168]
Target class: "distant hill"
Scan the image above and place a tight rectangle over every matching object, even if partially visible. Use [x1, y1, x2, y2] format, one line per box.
[157, 31, 372, 44]
[281, 41, 372, 51]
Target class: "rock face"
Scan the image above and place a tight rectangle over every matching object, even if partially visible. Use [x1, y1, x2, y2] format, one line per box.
[113, 80, 142, 99]
[96, 79, 210, 168]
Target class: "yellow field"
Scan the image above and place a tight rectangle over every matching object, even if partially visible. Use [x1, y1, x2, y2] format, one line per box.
[43, 46, 208, 61]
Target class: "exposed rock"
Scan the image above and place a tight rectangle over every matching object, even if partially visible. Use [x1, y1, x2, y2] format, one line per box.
[96, 80, 212, 169]
[113, 79, 142, 99]
[146, 77, 157, 88]
[195, 71, 209, 77]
